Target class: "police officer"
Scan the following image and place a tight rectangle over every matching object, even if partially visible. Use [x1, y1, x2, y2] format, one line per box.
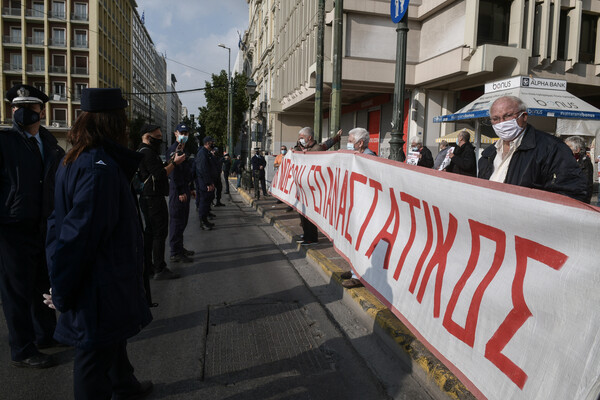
[138, 124, 185, 282]
[222, 153, 232, 194]
[195, 136, 216, 229]
[251, 148, 267, 199]
[211, 146, 225, 206]
[0, 84, 64, 368]
[166, 123, 196, 263]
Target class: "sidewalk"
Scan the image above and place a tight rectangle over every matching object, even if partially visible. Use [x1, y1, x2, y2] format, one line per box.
[235, 184, 475, 400]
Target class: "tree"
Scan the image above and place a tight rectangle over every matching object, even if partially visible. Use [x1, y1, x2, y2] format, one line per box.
[128, 115, 146, 150]
[198, 71, 258, 154]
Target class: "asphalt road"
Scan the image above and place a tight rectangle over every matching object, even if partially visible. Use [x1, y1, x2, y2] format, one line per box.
[0, 186, 442, 400]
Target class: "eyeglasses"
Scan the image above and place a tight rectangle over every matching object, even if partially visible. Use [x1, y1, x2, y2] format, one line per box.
[490, 112, 525, 124]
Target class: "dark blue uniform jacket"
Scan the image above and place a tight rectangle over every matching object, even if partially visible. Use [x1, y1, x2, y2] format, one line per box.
[478, 125, 588, 202]
[195, 146, 215, 191]
[251, 154, 266, 171]
[0, 124, 64, 224]
[46, 140, 152, 349]
[166, 142, 194, 196]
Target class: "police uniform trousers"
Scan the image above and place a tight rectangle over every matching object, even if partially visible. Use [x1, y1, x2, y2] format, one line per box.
[168, 190, 191, 257]
[197, 190, 214, 218]
[73, 340, 139, 400]
[300, 215, 319, 243]
[223, 171, 230, 194]
[253, 170, 267, 198]
[214, 176, 223, 204]
[0, 221, 56, 361]
[139, 195, 168, 275]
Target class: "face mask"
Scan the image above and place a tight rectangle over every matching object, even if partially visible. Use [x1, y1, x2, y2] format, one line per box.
[281, 150, 287, 155]
[492, 114, 524, 141]
[411, 146, 419, 152]
[456, 138, 460, 145]
[346, 143, 355, 150]
[178, 135, 188, 144]
[149, 136, 162, 147]
[299, 138, 307, 146]
[13, 107, 40, 127]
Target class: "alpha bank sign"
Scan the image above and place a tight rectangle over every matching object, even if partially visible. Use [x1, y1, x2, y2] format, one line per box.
[485, 76, 567, 93]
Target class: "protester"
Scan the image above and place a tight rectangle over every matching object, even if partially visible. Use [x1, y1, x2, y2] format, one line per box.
[138, 124, 184, 282]
[433, 140, 450, 170]
[294, 127, 341, 245]
[222, 153, 232, 194]
[564, 135, 594, 204]
[409, 136, 434, 168]
[196, 136, 217, 229]
[274, 145, 288, 170]
[347, 127, 376, 155]
[232, 154, 243, 188]
[251, 147, 268, 199]
[45, 88, 153, 399]
[448, 129, 476, 176]
[211, 147, 225, 206]
[479, 96, 587, 201]
[166, 123, 196, 263]
[0, 84, 64, 368]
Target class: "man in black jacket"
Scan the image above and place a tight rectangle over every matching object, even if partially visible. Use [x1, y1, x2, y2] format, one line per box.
[195, 136, 217, 229]
[478, 96, 587, 201]
[138, 124, 185, 282]
[251, 148, 268, 199]
[409, 137, 434, 168]
[448, 129, 477, 176]
[0, 84, 65, 368]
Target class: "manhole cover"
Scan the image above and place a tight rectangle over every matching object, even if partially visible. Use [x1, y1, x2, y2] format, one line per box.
[204, 301, 332, 383]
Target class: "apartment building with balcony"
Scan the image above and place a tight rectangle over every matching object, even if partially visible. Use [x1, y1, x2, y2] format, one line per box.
[243, 0, 600, 156]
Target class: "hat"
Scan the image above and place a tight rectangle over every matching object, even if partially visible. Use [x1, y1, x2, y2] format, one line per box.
[176, 123, 189, 132]
[203, 136, 215, 144]
[81, 88, 128, 112]
[140, 124, 160, 136]
[6, 84, 49, 105]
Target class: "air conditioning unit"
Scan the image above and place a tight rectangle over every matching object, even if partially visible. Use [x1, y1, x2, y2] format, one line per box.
[51, 122, 60, 128]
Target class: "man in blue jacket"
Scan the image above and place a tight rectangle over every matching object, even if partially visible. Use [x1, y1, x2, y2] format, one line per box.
[195, 136, 216, 229]
[479, 96, 587, 201]
[166, 123, 196, 263]
[0, 84, 64, 368]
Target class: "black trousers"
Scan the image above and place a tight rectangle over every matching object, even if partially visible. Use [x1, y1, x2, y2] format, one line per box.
[299, 215, 319, 242]
[253, 170, 267, 198]
[139, 195, 168, 275]
[0, 222, 56, 360]
[223, 171, 230, 193]
[73, 340, 139, 400]
[168, 191, 190, 257]
[197, 190, 214, 218]
[214, 176, 223, 204]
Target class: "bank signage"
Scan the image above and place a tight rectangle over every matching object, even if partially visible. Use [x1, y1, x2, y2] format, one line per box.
[485, 76, 567, 93]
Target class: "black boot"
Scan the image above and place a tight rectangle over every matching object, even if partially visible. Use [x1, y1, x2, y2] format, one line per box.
[202, 216, 215, 229]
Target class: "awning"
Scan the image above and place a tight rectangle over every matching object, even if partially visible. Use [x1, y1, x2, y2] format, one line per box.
[434, 128, 498, 143]
[433, 77, 600, 122]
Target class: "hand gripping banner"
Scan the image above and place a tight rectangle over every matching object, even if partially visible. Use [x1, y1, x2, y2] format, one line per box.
[271, 150, 600, 400]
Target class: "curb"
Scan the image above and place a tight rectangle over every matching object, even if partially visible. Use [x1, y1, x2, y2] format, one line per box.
[237, 188, 475, 400]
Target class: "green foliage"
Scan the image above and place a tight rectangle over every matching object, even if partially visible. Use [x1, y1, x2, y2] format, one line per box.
[198, 71, 259, 153]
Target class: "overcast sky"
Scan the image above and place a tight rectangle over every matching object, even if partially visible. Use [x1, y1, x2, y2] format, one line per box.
[135, 0, 249, 116]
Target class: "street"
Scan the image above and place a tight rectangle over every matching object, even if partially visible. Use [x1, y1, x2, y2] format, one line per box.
[0, 187, 443, 400]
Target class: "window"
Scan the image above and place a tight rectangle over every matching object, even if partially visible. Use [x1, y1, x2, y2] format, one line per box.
[10, 27, 21, 44]
[74, 55, 87, 74]
[74, 2, 87, 20]
[74, 30, 87, 47]
[52, 1, 65, 18]
[53, 108, 67, 125]
[10, 54, 22, 70]
[32, 2, 44, 17]
[32, 29, 44, 45]
[53, 82, 66, 100]
[52, 54, 66, 73]
[52, 28, 65, 46]
[477, 0, 511, 46]
[74, 83, 87, 99]
[32, 54, 44, 71]
[557, 9, 569, 61]
[579, 13, 597, 64]
[34, 82, 45, 92]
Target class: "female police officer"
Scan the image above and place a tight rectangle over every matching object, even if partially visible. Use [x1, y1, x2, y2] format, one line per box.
[45, 88, 153, 399]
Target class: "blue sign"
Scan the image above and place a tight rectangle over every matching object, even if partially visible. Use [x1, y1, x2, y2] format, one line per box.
[391, 0, 409, 23]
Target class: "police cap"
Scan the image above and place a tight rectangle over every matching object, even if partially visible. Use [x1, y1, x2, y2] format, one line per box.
[6, 84, 49, 105]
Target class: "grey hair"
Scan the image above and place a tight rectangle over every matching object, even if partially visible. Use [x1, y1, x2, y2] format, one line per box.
[458, 129, 471, 142]
[490, 96, 528, 114]
[349, 127, 370, 149]
[299, 127, 314, 138]
[565, 135, 586, 152]
[410, 136, 423, 145]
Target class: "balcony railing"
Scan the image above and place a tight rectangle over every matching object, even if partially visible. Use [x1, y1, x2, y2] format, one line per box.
[25, 9, 44, 18]
[49, 38, 66, 47]
[71, 13, 88, 21]
[51, 94, 67, 101]
[72, 67, 89, 75]
[3, 36, 21, 44]
[49, 65, 66, 73]
[26, 64, 45, 73]
[49, 120, 67, 127]
[26, 37, 45, 46]
[51, 11, 66, 19]
[2, 8, 21, 16]
[72, 40, 88, 49]
[3, 63, 23, 71]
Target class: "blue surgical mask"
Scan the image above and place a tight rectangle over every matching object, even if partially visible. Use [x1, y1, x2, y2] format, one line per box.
[281, 150, 287, 155]
[178, 135, 188, 144]
[346, 143, 355, 150]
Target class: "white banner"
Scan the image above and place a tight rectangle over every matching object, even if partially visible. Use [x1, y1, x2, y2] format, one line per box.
[271, 150, 600, 400]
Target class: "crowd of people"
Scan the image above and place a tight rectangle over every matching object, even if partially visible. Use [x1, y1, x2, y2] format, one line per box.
[0, 85, 597, 400]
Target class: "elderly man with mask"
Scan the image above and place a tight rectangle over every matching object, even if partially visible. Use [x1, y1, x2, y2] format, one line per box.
[347, 127, 376, 155]
[478, 96, 587, 201]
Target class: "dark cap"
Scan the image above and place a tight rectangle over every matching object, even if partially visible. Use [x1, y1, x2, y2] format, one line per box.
[203, 136, 215, 144]
[81, 88, 128, 112]
[140, 124, 160, 136]
[6, 84, 49, 105]
[176, 123, 189, 132]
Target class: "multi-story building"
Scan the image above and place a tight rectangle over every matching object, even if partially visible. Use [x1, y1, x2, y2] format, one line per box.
[0, 0, 166, 149]
[243, 0, 600, 157]
[165, 71, 182, 145]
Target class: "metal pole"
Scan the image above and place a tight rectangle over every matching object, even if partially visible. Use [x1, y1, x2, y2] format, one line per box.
[313, 0, 325, 142]
[246, 99, 252, 171]
[227, 47, 233, 156]
[329, 0, 343, 144]
[389, 15, 408, 162]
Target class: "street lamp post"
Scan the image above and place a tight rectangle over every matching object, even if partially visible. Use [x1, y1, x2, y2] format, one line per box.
[244, 78, 257, 190]
[218, 43, 233, 156]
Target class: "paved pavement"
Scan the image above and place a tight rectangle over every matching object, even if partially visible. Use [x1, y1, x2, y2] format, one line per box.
[0, 183, 446, 400]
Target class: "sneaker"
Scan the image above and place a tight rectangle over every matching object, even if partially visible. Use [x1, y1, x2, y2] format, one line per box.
[11, 353, 56, 369]
[299, 240, 318, 246]
[153, 268, 180, 280]
[169, 254, 193, 263]
[183, 248, 195, 256]
[215, 202, 226, 207]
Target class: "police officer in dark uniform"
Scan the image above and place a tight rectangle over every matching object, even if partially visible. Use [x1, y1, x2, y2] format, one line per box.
[195, 136, 216, 229]
[211, 146, 225, 206]
[222, 153, 232, 194]
[0, 84, 64, 368]
[138, 124, 185, 282]
[251, 148, 267, 199]
[166, 123, 196, 263]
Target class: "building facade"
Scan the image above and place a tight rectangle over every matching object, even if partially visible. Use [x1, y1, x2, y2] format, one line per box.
[243, 0, 600, 157]
[165, 71, 182, 146]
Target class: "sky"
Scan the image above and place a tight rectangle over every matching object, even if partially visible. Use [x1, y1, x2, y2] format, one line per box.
[135, 0, 249, 116]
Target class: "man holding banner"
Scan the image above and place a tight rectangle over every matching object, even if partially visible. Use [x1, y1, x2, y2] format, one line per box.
[478, 96, 587, 201]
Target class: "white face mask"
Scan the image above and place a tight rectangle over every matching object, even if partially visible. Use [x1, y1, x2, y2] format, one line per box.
[178, 135, 188, 144]
[346, 142, 355, 150]
[299, 138, 307, 146]
[492, 114, 524, 141]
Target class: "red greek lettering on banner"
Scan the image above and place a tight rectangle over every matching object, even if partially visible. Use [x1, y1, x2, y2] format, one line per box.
[393, 192, 421, 280]
[484, 236, 567, 389]
[409, 201, 434, 294]
[335, 170, 349, 234]
[365, 187, 400, 270]
[345, 172, 368, 244]
[442, 220, 506, 347]
[307, 166, 319, 213]
[355, 178, 383, 252]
